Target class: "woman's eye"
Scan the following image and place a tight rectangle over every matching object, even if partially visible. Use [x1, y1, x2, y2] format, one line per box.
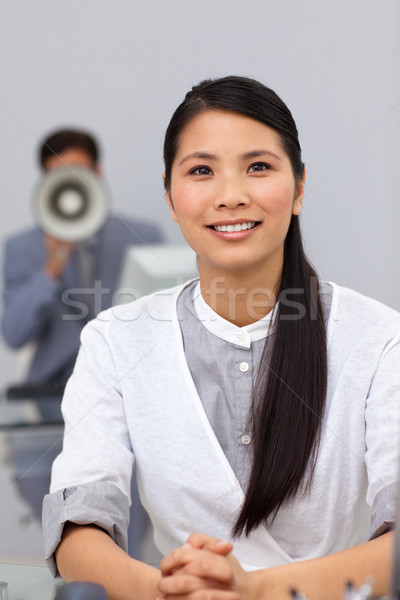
[189, 166, 212, 176]
[248, 162, 270, 172]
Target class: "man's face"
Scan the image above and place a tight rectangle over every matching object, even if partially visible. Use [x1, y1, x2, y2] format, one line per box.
[43, 148, 97, 172]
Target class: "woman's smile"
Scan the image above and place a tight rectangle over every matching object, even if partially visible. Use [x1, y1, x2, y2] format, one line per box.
[207, 219, 261, 243]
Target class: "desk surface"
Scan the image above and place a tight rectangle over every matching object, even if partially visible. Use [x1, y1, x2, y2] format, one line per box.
[0, 563, 63, 600]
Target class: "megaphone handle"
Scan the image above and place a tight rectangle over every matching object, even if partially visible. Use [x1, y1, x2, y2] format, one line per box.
[43, 234, 76, 280]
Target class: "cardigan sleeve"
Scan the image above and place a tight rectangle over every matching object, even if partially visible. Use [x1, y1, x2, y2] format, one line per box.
[365, 332, 400, 539]
[42, 317, 135, 574]
[42, 481, 131, 576]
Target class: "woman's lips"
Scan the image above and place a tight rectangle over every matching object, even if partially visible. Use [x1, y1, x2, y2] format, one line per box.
[207, 221, 261, 239]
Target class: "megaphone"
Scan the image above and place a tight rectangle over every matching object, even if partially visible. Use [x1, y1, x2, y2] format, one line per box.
[33, 165, 110, 242]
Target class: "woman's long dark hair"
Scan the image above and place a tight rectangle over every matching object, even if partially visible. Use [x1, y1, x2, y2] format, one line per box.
[163, 76, 327, 537]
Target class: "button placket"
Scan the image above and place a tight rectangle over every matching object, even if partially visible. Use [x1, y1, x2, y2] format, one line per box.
[236, 331, 247, 344]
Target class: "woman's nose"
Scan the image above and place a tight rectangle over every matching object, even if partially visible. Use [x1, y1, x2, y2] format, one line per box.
[214, 175, 250, 209]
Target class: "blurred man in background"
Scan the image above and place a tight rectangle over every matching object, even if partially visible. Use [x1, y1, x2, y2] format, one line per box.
[2, 128, 163, 384]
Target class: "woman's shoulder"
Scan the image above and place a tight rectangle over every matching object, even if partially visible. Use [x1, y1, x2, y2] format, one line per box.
[85, 278, 199, 338]
[326, 281, 400, 339]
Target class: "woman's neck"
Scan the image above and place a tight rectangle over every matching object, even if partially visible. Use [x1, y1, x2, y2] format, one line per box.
[198, 263, 282, 327]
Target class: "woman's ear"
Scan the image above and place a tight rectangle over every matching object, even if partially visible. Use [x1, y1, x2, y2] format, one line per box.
[292, 169, 306, 216]
[163, 173, 178, 223]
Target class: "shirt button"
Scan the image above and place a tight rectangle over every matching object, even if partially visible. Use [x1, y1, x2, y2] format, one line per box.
[237, 332, 247, 343]
[239, 361, 249, 373]
[241, 434, 251, 445]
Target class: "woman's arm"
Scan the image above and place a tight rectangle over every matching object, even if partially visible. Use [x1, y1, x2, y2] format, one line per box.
[159, 531, 394, 599]
[55, 523, 160, 600]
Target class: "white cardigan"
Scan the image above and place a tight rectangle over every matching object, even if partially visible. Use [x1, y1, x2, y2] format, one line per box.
[45, 281, 400, 572]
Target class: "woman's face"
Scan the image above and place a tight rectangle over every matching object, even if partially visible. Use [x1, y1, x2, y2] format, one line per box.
[166, 109, 304, 281]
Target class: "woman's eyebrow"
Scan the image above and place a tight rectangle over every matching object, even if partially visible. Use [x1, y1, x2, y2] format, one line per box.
[178, 151, 218, 166]
[242, 149, 282, 161]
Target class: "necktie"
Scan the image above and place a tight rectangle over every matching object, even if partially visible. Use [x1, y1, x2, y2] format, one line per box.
[76, 241, 96, 320]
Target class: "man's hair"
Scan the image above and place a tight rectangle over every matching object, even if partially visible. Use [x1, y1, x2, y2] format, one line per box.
[39, 128, 100, 169]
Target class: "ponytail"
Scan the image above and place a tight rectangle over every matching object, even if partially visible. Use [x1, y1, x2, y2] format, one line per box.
[233, 215, 327, 536]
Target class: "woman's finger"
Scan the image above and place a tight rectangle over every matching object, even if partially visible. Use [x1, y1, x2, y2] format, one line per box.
[186, 533, 220, 547]
[158, 573, 232, 596]
[160, 546, 200, 575]
[186, 533, 233, 555]
[173, 555, 234, 583]
[161, 548, 234, 583]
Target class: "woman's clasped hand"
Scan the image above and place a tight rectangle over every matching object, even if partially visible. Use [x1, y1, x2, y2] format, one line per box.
[158, 534, 248, 600]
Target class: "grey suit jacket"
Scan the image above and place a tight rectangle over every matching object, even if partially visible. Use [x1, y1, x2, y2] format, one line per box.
[2, 214, 163, 383]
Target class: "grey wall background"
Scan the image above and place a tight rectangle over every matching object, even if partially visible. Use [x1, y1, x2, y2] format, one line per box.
[0, 0, 399, 386]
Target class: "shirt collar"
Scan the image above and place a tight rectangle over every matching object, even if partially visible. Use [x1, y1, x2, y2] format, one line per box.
[192, 281, 275, 348]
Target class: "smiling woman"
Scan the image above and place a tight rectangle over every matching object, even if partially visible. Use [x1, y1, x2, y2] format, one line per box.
[162, 80, 325, 540]
[42, 77, 400, 600]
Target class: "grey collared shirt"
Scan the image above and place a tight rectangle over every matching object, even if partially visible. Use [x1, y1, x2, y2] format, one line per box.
[177, 280, 274, 492]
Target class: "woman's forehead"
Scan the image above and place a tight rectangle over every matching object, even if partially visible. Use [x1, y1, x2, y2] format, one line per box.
[175, 109, 285, 158]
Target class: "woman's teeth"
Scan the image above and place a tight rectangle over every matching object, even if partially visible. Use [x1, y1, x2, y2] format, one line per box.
[212, 222, 256, 233]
